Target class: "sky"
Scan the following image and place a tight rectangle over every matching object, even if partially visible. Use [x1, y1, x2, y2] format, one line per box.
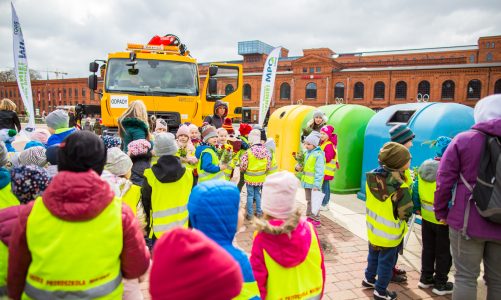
[1, 0, 501, 79]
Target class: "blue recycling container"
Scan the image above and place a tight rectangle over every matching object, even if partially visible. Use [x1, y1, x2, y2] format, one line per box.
[357, 102, 474, 200]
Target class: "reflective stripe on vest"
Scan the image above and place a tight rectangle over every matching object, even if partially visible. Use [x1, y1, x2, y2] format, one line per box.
[263, 222, 323, 299]
[0, 183, 20, 209]
[244, 149, 268, 184]
[320, 141, 337, 177]
[24, 197, 123, 299]
[144, 168, 192, 238]
[365, 183, 408, 247]
[301, 150, 323, 185]
[121, 184, 141, 216]
[197, 148, 224, 183]
[418, 176, 441, 224]
[233, 281, 260, 300]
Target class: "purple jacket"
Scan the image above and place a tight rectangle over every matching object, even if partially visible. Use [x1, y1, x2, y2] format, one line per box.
[434, 118, 501, 240]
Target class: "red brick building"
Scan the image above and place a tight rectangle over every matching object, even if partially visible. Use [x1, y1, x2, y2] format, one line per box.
[1, 35, 501, 122]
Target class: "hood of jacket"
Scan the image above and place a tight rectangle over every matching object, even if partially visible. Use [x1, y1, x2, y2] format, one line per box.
[195, 144, 214, 159]
[249, 144, 269, 159]
[213, 100, 228, 118]
[257, 219, 312, 268]
[0, 167, 10, 189]
[472, 118, 501, 137]
[151, 155, 186, 183]
[41, 170, 114, 221]
[366, 167, 404, 202]
[418, 159, 439, 182]
[121, 117, 149, 132]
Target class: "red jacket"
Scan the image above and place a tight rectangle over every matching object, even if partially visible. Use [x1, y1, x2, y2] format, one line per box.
[7, 170, 150, 300]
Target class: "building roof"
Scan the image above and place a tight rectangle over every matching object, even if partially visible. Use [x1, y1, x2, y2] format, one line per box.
[339, 62, 501, 72]
[335, 45, 478, 57]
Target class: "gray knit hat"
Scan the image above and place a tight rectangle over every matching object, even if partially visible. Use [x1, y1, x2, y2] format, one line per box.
[46, 109, 69, 130]
[0, 141, 7, 167]
[105, 147, 133, 176]
[19, 146, 47, 167]
[304, 131, 321, 147]
[154, 132, 179, 157]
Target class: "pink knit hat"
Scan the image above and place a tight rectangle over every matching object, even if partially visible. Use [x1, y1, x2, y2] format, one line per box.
[261, 171, 300, 219]
[30, 129, 51, 145]
[176, 124, 190, 138]
[127, 139, 152, 157]
[321, 125, 338, 146]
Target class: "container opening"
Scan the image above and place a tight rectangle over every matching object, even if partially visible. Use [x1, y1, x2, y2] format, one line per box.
[387, 110, 416, 125]
[279, 111, 286, 119]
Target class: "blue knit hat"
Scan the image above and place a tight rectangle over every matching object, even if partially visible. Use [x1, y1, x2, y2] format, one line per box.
[434, 136, 452, 158]
[24, 141, 45, 150]
[389, 124, 415, 145]
[102, 135, 122, 149]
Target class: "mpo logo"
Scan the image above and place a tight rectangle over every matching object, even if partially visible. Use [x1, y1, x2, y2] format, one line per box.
[13, 21, 20, 35]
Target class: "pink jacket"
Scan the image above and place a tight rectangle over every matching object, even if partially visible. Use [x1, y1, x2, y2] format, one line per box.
[320, 140, 336, 181]
[250, 218, 325, 299]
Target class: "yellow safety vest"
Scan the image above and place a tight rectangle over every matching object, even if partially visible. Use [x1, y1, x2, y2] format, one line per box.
[0, 183, 20, 209]
[0, 184, 20, 295]
[223, 156, 238, 181]
[263, 222, 323, 300]
[233, 281, 260, 300]
[404, 168, 413, 193]
[320, 141, 337, 177]
[197, 148, 225, 182]
[302, 151, 323, 186]
[417, 176, 441, 224]
[365, 182, 408, 248]
[143, 168, 192, 238]
[244, 149, 268, 184]
[121, 184, 141, 216]
[24, 197, 123, 300]
[268, 150, 278, 175]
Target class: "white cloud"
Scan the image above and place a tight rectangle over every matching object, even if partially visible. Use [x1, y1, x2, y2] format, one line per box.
[1, 0, 500, 78]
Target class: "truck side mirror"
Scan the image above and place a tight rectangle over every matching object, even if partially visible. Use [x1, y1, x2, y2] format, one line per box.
[208, 78, 217, 94]
[88, 74, 98, 90]
[89, 62, 99, 73]
[209, 66, 218, 77]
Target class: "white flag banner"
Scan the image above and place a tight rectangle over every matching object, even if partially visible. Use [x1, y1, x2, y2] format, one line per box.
[12, 3, 35, 131]
[258, 47, 281, 126]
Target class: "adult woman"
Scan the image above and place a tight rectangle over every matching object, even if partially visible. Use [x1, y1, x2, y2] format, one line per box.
[118, 100, 151, 153]
[0, 99, 21, 132]
[302, 110, 327, 139]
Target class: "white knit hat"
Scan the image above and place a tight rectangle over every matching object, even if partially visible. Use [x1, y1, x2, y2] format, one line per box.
[304, 131, 321, 147]
[154, 132, 179, 156]
[261, 171, 300, 219]
[106, 147, 133, 176]
[19, 146, 47, 167]
[46, 109, 69, 130]
[248, 129, 261, 145]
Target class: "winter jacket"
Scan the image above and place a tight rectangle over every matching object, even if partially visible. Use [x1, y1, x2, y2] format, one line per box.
[0, 110, 21, 132]
[366, 167, 413, 221]
[0, 205, 21, 247]
[301, 147, 325, 190]
[141, 155, 193, 234]
[320, 140, 336, 181]
[412, 158, 440, 212]
[120, 118, 150, 152]
[240, 144, 272, 186]
[301, 119, 326, 140]
[435, 118, 501, 240]
[45, 127, 77, 147]
[203, 100, 228, 129]
[0, 167, 10, 191]
[7, 170, 150, 300]
[250, 218, 326, 299]
[188, 180, 260, 299]
[130, 154, 152, 186]
[195, 144, 221, 174]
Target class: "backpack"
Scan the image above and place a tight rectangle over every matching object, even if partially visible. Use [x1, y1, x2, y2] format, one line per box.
[461, 133, 501, 230]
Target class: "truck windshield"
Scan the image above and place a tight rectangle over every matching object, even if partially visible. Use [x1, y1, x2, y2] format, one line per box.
[105, 58, 198, 96]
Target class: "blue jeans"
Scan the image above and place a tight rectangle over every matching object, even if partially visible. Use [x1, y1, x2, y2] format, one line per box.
[246, 184, 262, 216]
[321, 180, 331, 206]
[365, 243, 400, 294]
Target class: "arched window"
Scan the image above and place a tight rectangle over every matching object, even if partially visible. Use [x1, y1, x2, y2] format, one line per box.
[280, 82, 291, 100]
[74, 88, 78, 99]
[305, 82, 317, 99]
[373, 81, 385, 99]
[82, 89, 86, 97]
[395, 81, 407, 99]
[225, 84, 234, 96]
[243, 84, 251, 100]
[69, 88, 72, 98]
[467, 80, 482, 99]
[487, 53, 493, 62]
[353, 82, 364, 99]
[469, 54, 475, 63]
[418, 80, 430, 96]
[494, 79, 501, 94]
[441, 80, 455, 100]
[334, 82, 345, 99]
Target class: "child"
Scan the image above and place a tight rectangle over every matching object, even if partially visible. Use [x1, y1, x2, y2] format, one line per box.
[30, 129, 51, 146]
[102, 135, 122, 150]
[45, 109, 77, 147]
[302, 110, 327, 139]
[296, 131, 325, 226]
[0, 129, 17, 152]
[176, 124, 197, 165]
[0, 98, 21, 132]
[319, 125, 338, 211]
[237, 123, 252, 191]
[142, 132, 193, 240]
[363, 142, 413, 300]
[18, 146, 47, 167]
[217, 127, 229, 146]
[265, 138, 279, 174]
[195, 126, 226, 182]
[127, 139, 152, 186]
[154, 118, 168, 134]
[251, 171, 325, 299]
[189, 123, 201, 147]
[149, 228, 243, 300]
[240, 129, 271, 220]
[188, 180, 260, 299]
[44, 145, 59, 178]
[413, 136, 453, 295]
[0, 141, 19, 208]
[222, 117, 235, 135]
[119, 100, 151, 153]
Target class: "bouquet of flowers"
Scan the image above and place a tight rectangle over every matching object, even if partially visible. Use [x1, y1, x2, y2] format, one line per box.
[292, 151, 305, 179]
[220, 144, 235, 165]
[178, 147, 188, 158]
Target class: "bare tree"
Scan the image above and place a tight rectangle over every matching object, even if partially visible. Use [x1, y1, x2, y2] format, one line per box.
[0, 68, 42, 82]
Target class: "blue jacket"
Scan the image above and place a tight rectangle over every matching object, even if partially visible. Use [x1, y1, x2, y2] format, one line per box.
[301, 146, 325, 190]
[0, 167, 10, 190]
[195, 144, 221, 174]
[46, 127, 76, 147]
[188, 180, 259, 299]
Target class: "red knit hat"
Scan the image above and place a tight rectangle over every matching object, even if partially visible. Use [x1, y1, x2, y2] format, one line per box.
[238, 123, 252, 136]
[222, 118, 235, 135]
[149, 228, 243, 300]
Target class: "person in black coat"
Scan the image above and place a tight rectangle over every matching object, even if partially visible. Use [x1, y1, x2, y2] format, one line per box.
[0, 98, 21, 132]
[203, 100, 228, 129]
